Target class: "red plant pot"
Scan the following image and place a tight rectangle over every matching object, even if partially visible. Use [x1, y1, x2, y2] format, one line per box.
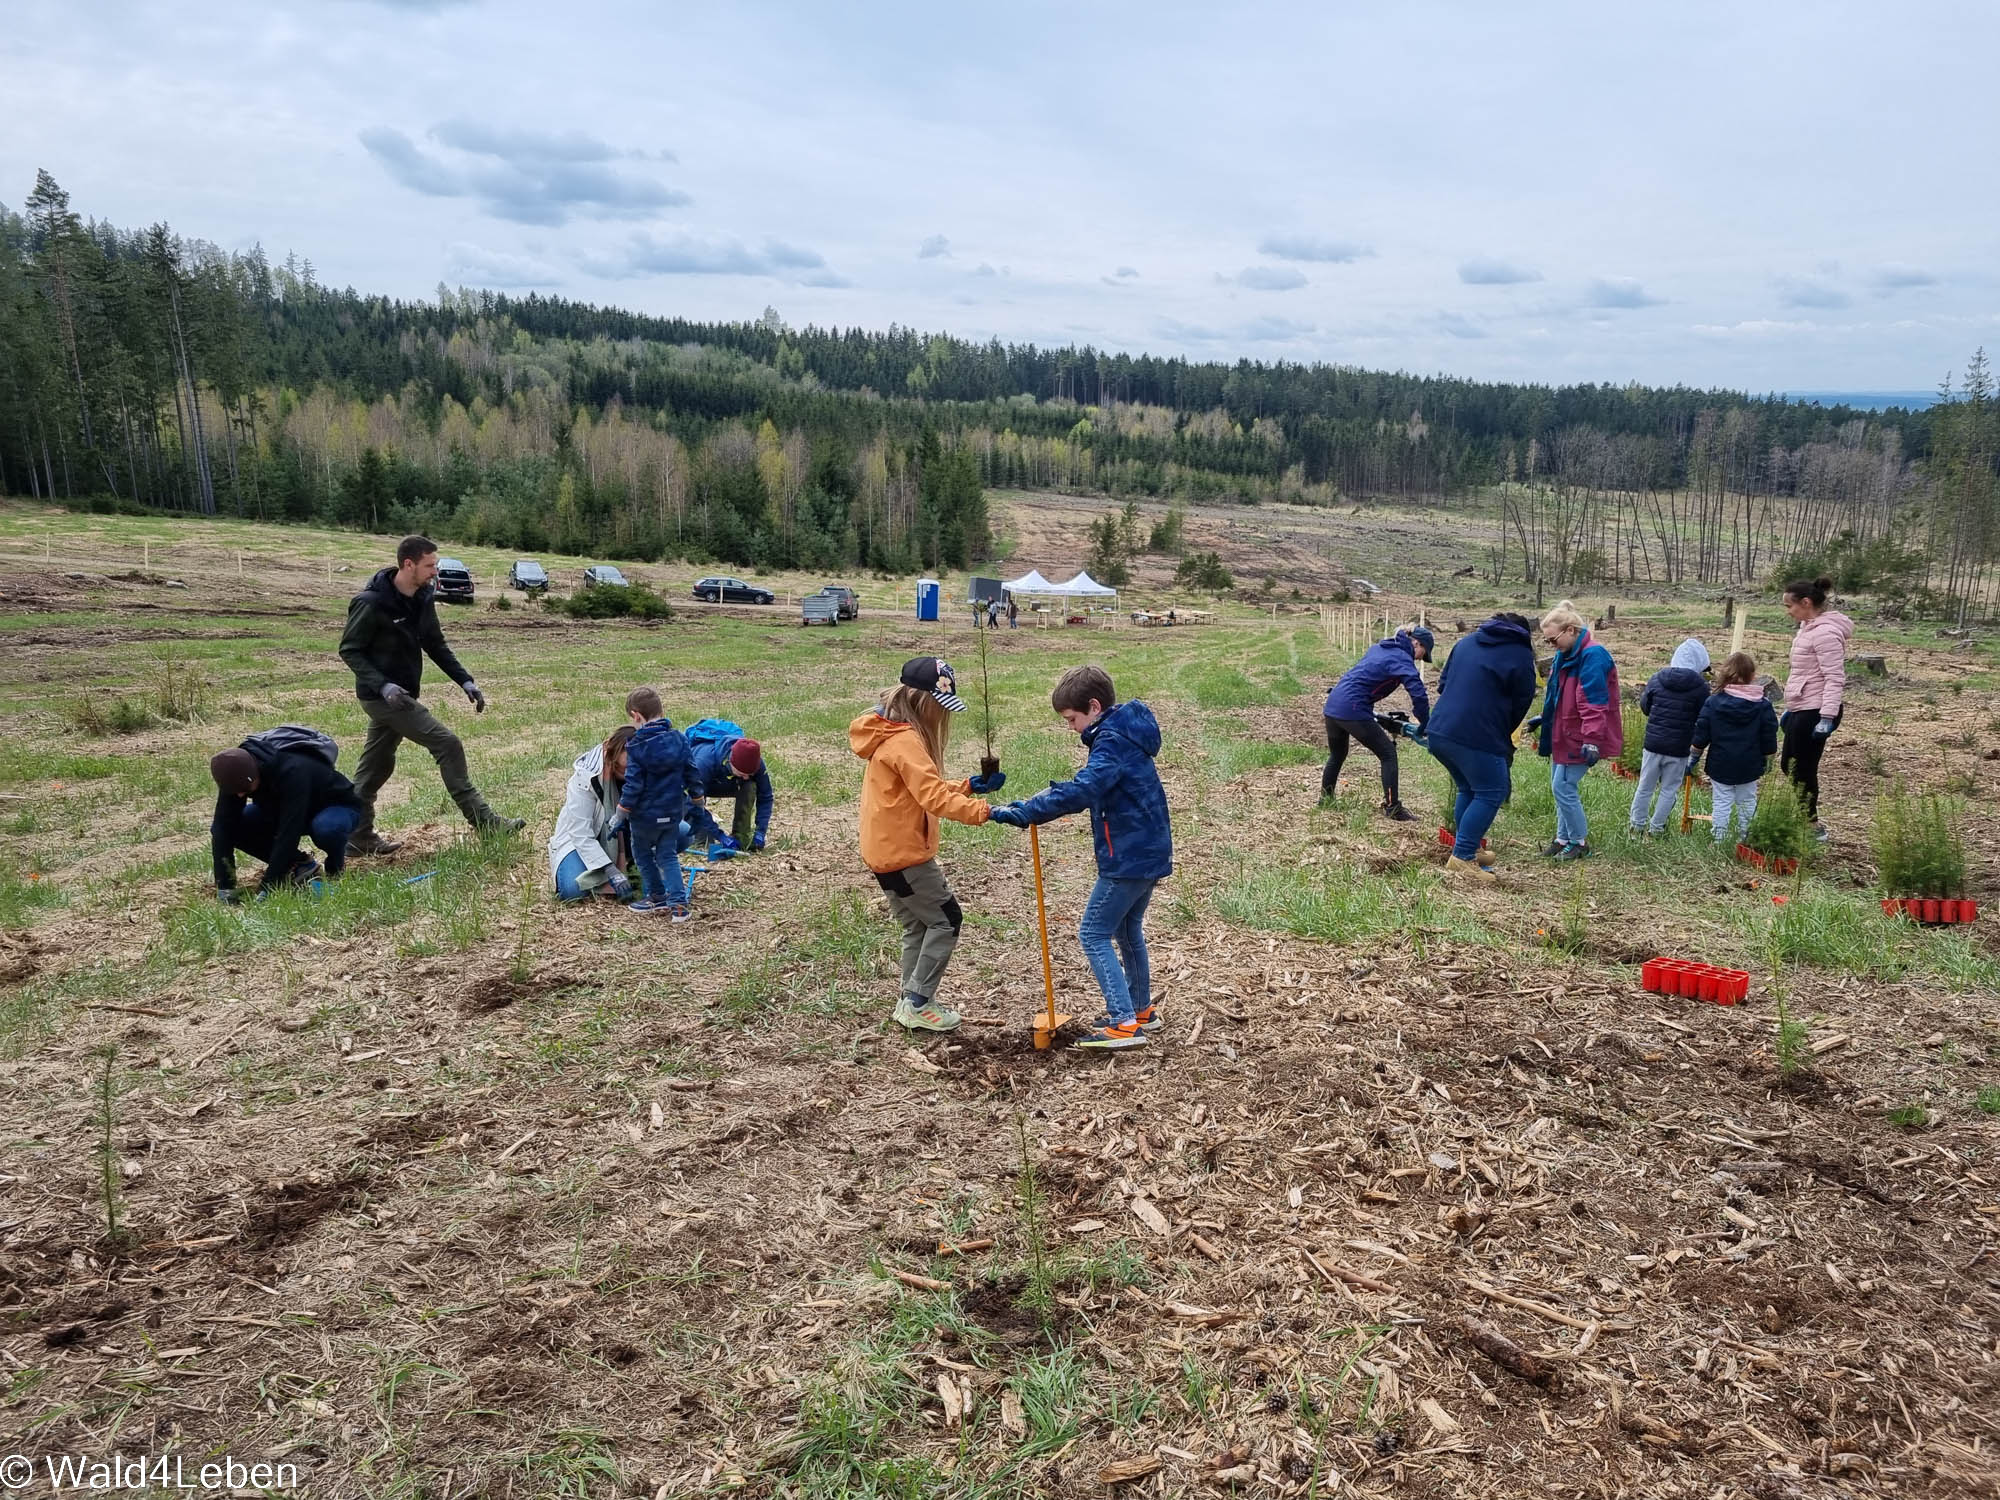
[1921, 898, 1941, 923]
[1897, 897, 1916, 918]
[1962, 900, 1980, 922]
[1772, 856, 1798, 875]
[1641, 959, 1664, 991]
[1729, 972, 1750, 1003]
[1674, 966, 1700, 998]
[1881, 898, 1898, 916]
[1939, 899, 1960, 923]
[1698, 972, 1719, 1002]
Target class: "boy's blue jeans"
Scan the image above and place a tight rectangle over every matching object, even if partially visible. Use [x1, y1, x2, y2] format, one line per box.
[1078, 876, 1155, 1024]
[1425, 736, 1510, 861]
[629, 818, 686, 904]
[1551, 762, 1590, 845]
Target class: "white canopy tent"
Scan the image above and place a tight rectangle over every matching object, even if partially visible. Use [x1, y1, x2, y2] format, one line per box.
[1001, 569, 1057, 593]
[1048, 571, 1118, 596]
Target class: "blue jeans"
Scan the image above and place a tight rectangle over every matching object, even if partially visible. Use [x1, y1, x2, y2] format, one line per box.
[1078, 876, 1155, 1024]
[554, 849, 594, 901]
[1629, 750, 1689, 832]
[237, 800, 359, 880]
[630, 818, 685, 904]
[1551, 762, 1589, 845]
[1425, 737, 1510, 861]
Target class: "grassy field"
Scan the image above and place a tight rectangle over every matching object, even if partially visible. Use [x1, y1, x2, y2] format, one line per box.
[2, 500, 1998, 1498]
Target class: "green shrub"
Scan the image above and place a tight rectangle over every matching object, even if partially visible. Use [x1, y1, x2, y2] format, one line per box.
[1174, 551, 1233, 592]
[69, 694, 155, 737]
[1617, 703, 1645, 775]
[1871, 780, 1965, 899]
[1743, 776, 1813, 861]
[561, 583, 674, 621]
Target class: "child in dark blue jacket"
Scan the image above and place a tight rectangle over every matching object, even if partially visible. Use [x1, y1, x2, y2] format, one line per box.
[990, 665, 1171, 1051]
[1691, 651, 1780, 844]
[1319, 626, 1433, 819]
[1629, 638, 1710, 834]
[616, 687, 691, 918]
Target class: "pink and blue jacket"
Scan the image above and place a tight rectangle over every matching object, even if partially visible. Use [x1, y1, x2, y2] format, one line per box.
[1536, 629, 1623, 766]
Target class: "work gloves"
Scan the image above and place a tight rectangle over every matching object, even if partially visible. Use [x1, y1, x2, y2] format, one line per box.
[1399, 720, 1427, 741]
[968, 771, 1007, 794]
[712, 833, 741, 853]
[1813, 717, 1835, 738]
[604, 871, 633, 901]
[1580, 744, 1601, 768]
[606, 810, 629, 836]
[380, 683, 410, 706]
[465, 680, 487, 713]
[988, 804, 1030, 828]
[750, 833, 766, 851]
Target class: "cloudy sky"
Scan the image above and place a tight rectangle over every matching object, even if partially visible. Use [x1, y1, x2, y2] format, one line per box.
[6, 0, 1996, 393]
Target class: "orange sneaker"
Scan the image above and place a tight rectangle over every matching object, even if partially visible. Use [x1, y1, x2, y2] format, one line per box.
[1133, 1002, 1164, 1033]
[1076, 1020, 1148, 1050]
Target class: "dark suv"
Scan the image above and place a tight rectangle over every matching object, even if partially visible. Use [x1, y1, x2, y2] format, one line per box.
[434, 557, 475, 603]
[692, 575, 775, 605]
[816, 585, 860, 620]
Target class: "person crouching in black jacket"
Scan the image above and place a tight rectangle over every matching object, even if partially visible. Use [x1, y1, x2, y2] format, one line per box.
[209, 736, 366, 903]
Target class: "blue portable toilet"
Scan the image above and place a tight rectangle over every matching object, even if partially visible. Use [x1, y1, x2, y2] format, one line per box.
[916, 579, 940, 621]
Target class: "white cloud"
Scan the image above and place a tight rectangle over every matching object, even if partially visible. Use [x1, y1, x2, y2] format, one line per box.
[1584, 277, 1665, 309]
[1258, 234, 1370, 263]
[917, 234, 951, 258]
[359, 122, 688, 225]
[1229, 266, 1308, 292]
[443, 241, 562, 288]
[1459, 258, 1541, 286]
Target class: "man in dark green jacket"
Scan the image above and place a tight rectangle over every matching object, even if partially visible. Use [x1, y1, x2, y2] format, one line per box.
[339, 535, 521, 854]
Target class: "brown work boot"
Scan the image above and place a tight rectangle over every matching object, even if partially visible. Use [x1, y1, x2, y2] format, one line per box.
[1444, 855, 1496, 885]
[346, 830, 402, 857]
[1474, 845, 1496, 869]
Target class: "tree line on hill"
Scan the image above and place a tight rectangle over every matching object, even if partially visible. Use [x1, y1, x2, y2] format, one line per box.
[1, 172, 1993, 612]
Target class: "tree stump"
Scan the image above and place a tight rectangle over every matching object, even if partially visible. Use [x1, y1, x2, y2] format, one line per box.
[1852, 655, 1888, 676]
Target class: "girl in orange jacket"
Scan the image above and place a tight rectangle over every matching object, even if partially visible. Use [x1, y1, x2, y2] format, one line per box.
[849, 657, 1007, 1032]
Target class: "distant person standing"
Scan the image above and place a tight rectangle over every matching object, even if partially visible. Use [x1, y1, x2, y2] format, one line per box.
[987, 596, 1000, 628]
[339, 534, 522, 854]
[1628, 638, 1710, 835]
[1779, 575, 1852, 840]
[1535, 601, 1622, 861]
[1007, 596, 1018, 629]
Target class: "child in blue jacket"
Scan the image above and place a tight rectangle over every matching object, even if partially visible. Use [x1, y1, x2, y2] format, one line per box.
[1629, 638, 1710, 835]
[1691, 652, 1780, 844]
[990, 665, 1172, 1051]
[616, 687, 691, 918]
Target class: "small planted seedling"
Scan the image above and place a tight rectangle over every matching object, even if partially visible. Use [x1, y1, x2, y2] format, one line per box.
[92, 1044, 128, 1248]
[1742, 776, 1813, 873]
[1615, 704, 1645, 778]
[974, 623, 1000, 782]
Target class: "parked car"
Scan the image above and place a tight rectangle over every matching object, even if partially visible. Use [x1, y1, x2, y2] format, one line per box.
[691, 575, 775, 605]
[816, 585, 860, 620]
[800, 594, 840, 627]
[509, 559, 549, 594]
[434, 557, 475, 603]
[583, 565, 630, 589]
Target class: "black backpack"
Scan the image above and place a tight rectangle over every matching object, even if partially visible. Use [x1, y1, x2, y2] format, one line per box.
[242, 725, 340, 769]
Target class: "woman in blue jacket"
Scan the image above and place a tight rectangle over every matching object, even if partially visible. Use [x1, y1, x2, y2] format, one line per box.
[1320, 626, 1433, 821]
[1424, 614, 1539, 883]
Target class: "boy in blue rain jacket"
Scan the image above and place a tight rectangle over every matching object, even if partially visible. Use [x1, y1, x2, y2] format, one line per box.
[989, 665, 1172, 1051]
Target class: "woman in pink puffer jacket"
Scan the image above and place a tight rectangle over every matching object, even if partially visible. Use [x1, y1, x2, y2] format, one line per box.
[1780, 574, 1854, 831]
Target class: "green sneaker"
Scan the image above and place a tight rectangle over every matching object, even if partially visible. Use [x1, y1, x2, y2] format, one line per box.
[893, 995, 960, 1032]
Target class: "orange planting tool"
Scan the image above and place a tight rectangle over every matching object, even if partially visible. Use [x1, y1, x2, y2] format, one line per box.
[1028, 822, 1072, 1049]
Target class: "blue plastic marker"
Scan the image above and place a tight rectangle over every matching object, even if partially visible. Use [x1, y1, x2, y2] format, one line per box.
[401, 871, 437, 886]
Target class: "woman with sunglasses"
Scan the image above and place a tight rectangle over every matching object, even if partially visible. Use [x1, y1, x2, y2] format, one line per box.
[1535, 602, 1623, 861]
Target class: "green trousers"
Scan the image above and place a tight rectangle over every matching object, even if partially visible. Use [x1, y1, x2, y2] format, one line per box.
[351, 695, 498, 833]
[872, 859, 963, 1001]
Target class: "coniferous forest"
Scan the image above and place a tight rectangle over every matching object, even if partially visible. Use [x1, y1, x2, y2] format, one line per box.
[3, 172, 1996, 611]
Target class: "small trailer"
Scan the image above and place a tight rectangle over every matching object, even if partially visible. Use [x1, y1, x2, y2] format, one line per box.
[800, 594, 841, 627]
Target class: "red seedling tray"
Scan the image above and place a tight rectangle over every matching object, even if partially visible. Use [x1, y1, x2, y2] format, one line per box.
[1437, 827, 1490, 849]
[1611, 762, 1639, 781]
[1734, 843, 1797, 875]
[1641, 956, 1749, 1005]
[1881, 896, 1981, 926]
